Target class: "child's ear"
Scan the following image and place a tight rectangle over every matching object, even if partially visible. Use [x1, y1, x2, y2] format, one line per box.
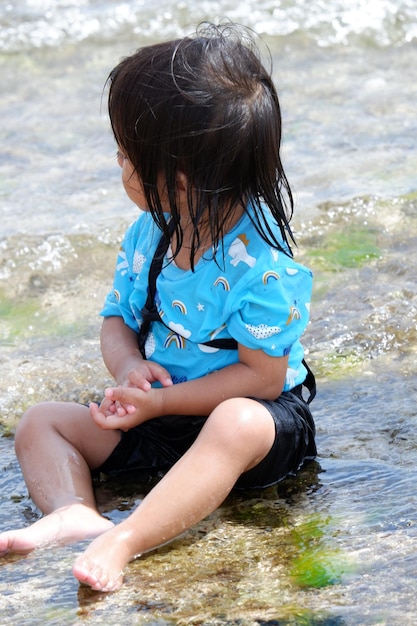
[175, 171, 188, 193]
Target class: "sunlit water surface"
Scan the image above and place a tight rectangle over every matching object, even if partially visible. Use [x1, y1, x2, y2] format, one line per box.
[1, 0, 416, 623]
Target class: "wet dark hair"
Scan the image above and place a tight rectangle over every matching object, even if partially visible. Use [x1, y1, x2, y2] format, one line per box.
[107, 22, 295, 268]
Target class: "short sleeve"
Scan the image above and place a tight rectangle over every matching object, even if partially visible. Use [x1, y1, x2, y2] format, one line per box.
[100, 220, 143, 331]
[226, 262, 313, 357]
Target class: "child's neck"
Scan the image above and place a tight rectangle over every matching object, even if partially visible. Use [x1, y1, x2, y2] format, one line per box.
[172, 204, 244, 270]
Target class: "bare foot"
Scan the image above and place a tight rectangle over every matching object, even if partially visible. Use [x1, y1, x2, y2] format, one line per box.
[0, 503, 114, 557]
[72, 526, 135, 592]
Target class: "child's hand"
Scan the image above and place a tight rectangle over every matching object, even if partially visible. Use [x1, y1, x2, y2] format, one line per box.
[117, 360, 173, 392]
[89, 395, 125, 427]
[89, 396, 132, 431]
[112, 360, 173, 417]
[89, 385, 163, 431]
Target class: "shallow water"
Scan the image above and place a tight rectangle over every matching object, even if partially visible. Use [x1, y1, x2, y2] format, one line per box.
[1, 0, 417, 624]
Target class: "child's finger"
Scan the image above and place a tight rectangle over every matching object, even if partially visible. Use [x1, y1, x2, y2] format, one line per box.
[90, 403, 124, 430]
[105, 386, 139, 405]
[127, 370, 151, 390]
[115, 401, 127, 417]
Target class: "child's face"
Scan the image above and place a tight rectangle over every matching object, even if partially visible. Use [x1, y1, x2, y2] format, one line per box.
[117, 149, 149, 210]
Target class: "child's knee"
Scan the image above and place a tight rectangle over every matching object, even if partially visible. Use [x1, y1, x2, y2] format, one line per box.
[15, 402, 51, 454]
[208, 398, 274, 448]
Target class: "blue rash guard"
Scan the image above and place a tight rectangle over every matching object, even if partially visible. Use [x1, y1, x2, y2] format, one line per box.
[101, 203, 313, 392]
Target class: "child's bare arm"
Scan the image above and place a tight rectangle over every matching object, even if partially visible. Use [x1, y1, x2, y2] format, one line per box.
[100, 316, 172, 389]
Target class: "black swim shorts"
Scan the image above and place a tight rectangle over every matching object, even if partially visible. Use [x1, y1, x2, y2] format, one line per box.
[96, 385, 316, 490]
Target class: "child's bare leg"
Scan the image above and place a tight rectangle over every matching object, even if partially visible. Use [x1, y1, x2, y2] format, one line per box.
[0, 402, 121, 555]
[72, 397, 276, 592]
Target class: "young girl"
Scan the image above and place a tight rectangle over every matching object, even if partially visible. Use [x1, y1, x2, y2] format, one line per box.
[0, 23, 316, 592]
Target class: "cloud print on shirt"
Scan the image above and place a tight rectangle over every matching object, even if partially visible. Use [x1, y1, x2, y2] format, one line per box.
[168, 322, 192, 338]
[245, 323, 281, 339]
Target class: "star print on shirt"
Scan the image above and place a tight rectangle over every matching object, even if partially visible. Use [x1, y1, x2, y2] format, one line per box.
[196, 303, 205, 311]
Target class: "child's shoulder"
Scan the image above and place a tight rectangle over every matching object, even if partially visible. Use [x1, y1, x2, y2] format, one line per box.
[122, 212, 162, 250]
[125, 211, 154, 235]
[224, 207, 305, 271]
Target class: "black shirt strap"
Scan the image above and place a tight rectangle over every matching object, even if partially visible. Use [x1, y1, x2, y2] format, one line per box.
[138, 221, 175, 358]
